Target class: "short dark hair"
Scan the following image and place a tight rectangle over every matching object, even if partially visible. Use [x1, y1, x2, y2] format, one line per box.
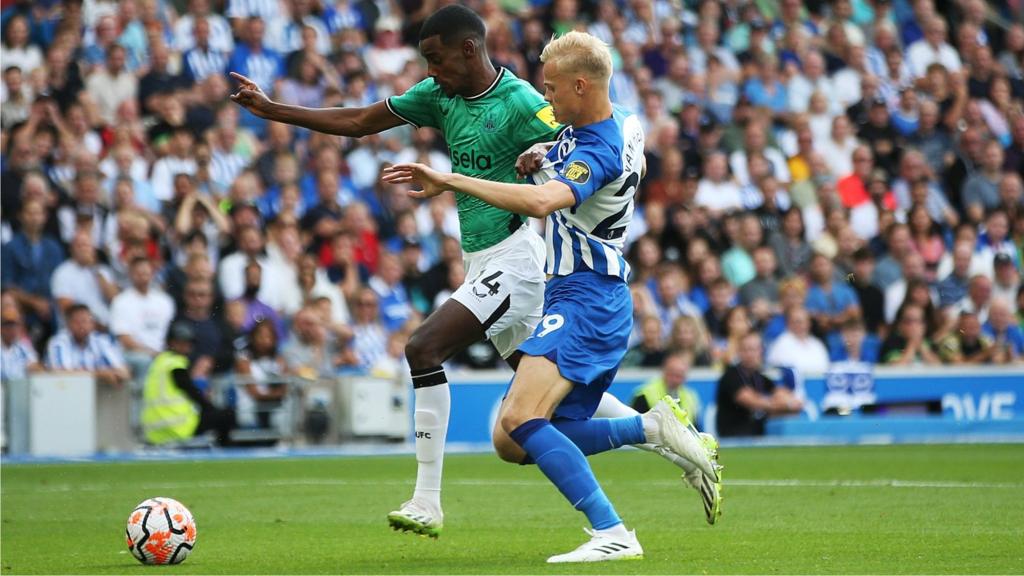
[66, 303, 91, 319]
[419, 4, 485, 45]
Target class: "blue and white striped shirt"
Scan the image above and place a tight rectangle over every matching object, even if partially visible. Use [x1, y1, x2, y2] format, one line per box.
[184, 47, 229, 83]
[530, 105, 644, 281]
[2, 338, 38, 380]
[45, 330, 126, 372]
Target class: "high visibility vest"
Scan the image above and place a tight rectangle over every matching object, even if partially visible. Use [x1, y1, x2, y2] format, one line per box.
[634, 377, 701, 426]
[141, 352, 200, 444]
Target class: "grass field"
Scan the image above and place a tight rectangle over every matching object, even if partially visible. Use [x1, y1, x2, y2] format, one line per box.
[2, 444, 1023, 574]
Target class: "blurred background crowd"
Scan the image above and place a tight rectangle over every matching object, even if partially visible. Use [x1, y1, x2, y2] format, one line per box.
[2, 0, 1023, 403]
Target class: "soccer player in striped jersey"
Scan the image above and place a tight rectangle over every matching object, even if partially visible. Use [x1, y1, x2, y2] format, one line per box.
[383, 31, 721, 563]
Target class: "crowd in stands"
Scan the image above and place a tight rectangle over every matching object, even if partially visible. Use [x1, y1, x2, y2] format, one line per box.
[2, 0, 1024, 410]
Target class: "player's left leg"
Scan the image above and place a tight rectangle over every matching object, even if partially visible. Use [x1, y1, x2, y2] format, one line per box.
[498, 355, 644, 563]
[593, 394, 723, 525]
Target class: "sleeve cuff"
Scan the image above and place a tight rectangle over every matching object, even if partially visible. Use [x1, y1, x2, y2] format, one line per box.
[385, 98, 420, 129]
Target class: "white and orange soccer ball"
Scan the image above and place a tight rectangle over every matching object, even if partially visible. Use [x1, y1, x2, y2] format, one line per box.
[125, 497, 197, 565]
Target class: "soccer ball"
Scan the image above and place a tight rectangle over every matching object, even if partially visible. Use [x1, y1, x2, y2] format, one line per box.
[125, 497, 197, 565]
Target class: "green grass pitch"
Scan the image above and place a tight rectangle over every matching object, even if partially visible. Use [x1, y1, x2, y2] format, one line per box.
[2, 444, 1023, 574]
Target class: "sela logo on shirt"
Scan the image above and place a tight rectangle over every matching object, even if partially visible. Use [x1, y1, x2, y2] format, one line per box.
[450, 148, 493, 170]
[562, 160, 591, 184]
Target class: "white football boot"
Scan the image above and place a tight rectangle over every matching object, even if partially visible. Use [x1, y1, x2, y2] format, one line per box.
[546, 527, 644, 563]
[387, 500, 443, 538]
[643, 396, 720, 481]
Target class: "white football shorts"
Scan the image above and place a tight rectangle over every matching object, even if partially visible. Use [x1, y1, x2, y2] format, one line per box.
[451, 225, 546, 359]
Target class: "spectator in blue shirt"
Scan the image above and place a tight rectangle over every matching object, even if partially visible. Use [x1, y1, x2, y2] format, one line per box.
[1, 199, 63, 328]
[983, 299, 1024, 363]
[806, 253, 861, 339]
[227, 16, 283, 136]
[743, 55, 788, 115]
[368, 251, 414, 334]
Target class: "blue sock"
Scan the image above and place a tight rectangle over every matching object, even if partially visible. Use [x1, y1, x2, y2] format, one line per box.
[509, 418, 622, 530]
[551, 416, 646, 456]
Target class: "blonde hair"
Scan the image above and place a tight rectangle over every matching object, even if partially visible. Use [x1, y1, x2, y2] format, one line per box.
[540, 31, 613, 83]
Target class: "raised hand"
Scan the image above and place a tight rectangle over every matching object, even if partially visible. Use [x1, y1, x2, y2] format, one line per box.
[229, 72, 272, 118]
[382, 163, 449, 199]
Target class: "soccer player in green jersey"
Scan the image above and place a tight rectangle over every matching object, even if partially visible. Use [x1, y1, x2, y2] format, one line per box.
[231, 4, 720, 538]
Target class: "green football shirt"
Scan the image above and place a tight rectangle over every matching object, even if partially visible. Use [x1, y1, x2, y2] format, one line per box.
[386, 68, 563, 252]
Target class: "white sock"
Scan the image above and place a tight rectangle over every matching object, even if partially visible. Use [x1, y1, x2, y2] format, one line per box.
[595, 522, 630, 540]
[596, 393, 696, 474]
[594, 392, 639, 418]
[410, 369, 450, 512]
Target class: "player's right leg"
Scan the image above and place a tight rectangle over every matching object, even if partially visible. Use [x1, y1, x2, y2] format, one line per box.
[593, 394, 722, 525]
[390, 228, 547, 538]
[388, 298, 487, 538]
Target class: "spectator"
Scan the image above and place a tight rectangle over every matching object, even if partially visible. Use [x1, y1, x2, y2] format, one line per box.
[948, 274, 994, 325]
[50, 230, 119, 328]
[695, 152, 742, 216]
[938, 311, 995, 364]
[716, 332, 803, 437]
[349, 288, 389, 372]
[141, 321, 236, 446]
[982, 299, 1024, 363]
[806, 253, 861, 338]
[631, 352, 702, 428]
[992, 254, 1020, 312]
[234, 319, 289, 430]
[173, 279, 231, 378]
[873, 222, 913, 290]
[907, 16, 962, 78]
[667, 315, 713, 367]
[739, 245, 780, 324]
[703, 278, 735, 342]
[109, 257, 177, 362]
[1, 199, 63, 330]
[767, 307, 831, 374]
[936, 241, 976, 309]
[1, 307, 41, 381]
[722, 212, 762, 287]
[283, 306, 349, 380]
[219, 224, 271, 301]
[622, 314, 667, 368]
[962, 140, 1006, 223]
[85, 44, 137, 126]
[183, 16, 231, 83]
[880, 304, 942, 365]
[45, 304, 130, 386]
[884, 250, 930, 325]
[715, 305, 752, 367]
[363, 16, 417, 81]
[769, 207, 813, 277]
[150, 126, 198, 202]
[828, 317, 880, 363]
[368, 251, 414, 334]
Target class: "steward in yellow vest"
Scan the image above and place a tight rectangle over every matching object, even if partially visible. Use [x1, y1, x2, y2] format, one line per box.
[630, 352, 702, 429]
[141, 321, 235, 445]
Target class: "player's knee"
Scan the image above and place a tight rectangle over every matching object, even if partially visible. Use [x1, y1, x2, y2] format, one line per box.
[404, 330, 440, 369]
[491, 430, 522, 463]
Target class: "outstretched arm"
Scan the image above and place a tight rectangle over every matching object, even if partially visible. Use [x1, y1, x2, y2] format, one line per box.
[382, 163, 576, 219]
[229, 72, 404, 137]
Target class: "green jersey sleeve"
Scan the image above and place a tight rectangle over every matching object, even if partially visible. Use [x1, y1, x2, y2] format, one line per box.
[386, 78, 443, 129]
[509, 81, 565, 149]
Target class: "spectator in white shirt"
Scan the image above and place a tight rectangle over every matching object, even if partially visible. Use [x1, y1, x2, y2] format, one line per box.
[110, 258, 176, 359]
[787, 51, 838, 114]
[696, 152, 742, 216]
[51, 231, 119, 328]
[85, 44, 138, 126]
[150, 126, 198, 202]
[174, 0, 235, 53]
[766, 307, 830, 375]
[729, 120, 791, 186]
[907, 16, 962, 78]
[219, 224, 273, 302]
[364, 17, 417, 81]
[1, 307, 41, 381]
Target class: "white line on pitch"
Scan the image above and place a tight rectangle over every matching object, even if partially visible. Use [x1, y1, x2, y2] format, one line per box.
[6, 477, 1023, 494]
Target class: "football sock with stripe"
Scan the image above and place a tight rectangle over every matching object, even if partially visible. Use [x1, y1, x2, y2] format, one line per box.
[510, 418, 622, 530]
[411, 366, 450, 511]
